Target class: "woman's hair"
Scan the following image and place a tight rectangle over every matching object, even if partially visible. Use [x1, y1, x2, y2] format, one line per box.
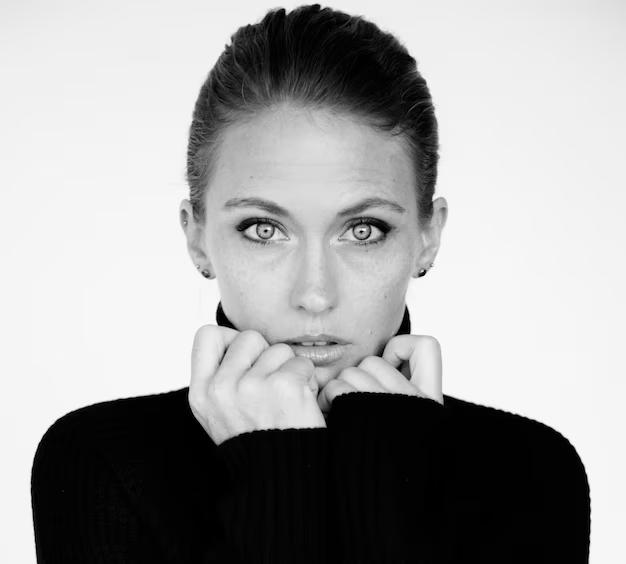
[187, 3, 439, 229]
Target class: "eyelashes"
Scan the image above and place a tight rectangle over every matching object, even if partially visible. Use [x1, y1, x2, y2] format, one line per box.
[236, 217, 393, 248]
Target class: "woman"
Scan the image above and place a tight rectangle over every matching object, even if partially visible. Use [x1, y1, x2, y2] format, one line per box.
[31, 4, 591, 563]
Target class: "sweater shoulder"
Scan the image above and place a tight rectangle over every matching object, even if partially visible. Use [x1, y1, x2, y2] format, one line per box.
[36, 387, 191, 446]
[444, 393, 572, 440]
[31, 389, 224, 561]
[32, 387, 211, 484]
[442, 393, 588, 480]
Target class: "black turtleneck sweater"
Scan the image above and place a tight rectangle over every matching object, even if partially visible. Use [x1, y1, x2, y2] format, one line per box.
[31, 303, 591, 563]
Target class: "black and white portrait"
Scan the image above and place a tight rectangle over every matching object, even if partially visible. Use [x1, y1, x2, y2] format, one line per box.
[2, 1, 623, 562]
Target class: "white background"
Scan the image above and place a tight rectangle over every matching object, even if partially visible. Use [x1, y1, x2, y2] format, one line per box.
[2, 0, 624, 561]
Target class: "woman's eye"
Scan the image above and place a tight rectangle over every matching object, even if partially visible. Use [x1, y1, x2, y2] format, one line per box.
[235, 217, 392, 248]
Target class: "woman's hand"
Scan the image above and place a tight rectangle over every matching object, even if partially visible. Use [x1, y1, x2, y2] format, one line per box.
[189, 325, 326, 446]
[317, 334, 443, 416]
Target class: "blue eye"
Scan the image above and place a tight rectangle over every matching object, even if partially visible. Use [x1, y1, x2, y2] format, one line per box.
[236, 217, 392, 248]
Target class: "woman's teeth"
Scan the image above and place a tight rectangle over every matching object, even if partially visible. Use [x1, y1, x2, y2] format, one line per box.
[296, 341, 335, 346]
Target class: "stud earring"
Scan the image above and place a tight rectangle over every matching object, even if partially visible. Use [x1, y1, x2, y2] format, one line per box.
[195, 264, 213, 279]
[417, 262, 435, 278]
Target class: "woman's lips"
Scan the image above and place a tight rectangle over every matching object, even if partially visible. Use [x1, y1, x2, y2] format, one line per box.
[289, 343, 352, 365]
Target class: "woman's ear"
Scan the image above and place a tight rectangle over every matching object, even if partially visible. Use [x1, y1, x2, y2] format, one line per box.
[415, 196, 448, 273]
[179, 199, 210, 269]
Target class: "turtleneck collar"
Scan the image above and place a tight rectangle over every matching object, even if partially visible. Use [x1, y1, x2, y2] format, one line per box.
[215, 301, 411, 337]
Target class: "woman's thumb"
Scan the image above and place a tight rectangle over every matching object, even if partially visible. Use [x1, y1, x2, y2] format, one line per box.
[281, 356, 318, 395]
[307, 368, 319, 395]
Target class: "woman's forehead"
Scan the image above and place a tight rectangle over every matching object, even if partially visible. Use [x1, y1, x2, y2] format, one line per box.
[213, 107, 413, 193]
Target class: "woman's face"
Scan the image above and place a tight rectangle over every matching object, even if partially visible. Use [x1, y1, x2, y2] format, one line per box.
[181, 105, 445, 391]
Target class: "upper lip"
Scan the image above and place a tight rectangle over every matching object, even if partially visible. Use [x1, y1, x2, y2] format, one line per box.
[285, 334, 349, 345]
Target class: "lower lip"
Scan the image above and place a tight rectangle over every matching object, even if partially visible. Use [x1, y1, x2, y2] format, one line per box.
[289, 343, 352, 365]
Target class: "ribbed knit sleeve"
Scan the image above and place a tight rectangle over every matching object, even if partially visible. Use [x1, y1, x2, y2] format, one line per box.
[212, 427, 331, 564]
[326, 392, 446, 564]
[325, 391, 591, 564]
[31, 416, 166, 564]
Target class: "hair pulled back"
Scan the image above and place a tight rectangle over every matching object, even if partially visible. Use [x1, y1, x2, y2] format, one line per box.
[187, 3, 439, 229]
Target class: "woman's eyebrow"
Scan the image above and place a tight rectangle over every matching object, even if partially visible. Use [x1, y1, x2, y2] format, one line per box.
[222, 196, 407, 218]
